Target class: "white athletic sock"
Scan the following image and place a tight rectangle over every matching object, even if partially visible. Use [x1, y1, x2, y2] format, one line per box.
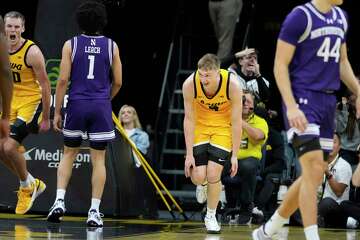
[56, 189, 66, 201]
[304, 225, 320, 240]
[264, 210, 289, 236]
[90, 198, 101, 212]
[206, 207, 216, 218]
[19, 173, 35, 188]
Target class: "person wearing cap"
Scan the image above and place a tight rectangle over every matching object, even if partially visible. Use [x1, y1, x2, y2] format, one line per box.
[228, 48, 270, 105]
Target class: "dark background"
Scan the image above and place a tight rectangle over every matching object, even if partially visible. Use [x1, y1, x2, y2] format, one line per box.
[1, 0, 359, 129]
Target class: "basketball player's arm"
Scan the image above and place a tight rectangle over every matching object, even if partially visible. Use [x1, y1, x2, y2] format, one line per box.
[0, 16, 12, 138]
[183, 74, 196, 177]
[274, 39, 307, 132]
[27, 45, 51, 131]
[229, 75, 242, 177]
[53, 40, 71, 132]
[111, 42, 122, 99]
[339, 43, 360, 118]
[0, 16, 12, 120]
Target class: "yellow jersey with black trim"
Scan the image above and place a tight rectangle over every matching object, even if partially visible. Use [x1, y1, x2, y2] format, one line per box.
[193, 69, 232, 128]
[9, 39, 41, 97]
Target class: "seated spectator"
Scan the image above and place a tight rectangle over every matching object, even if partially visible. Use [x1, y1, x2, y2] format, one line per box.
[119, 104, 150, 166]
[336, 86, 360, 167]
[118, 105, 157, 218]
[340, 144, 360, 228]
[222, 91, 268, 224]
[318, 133, 352, 228]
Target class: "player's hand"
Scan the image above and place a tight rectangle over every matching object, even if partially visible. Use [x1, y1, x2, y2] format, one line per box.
[53, 114, 62, 132]
[39, 118, 50, 132]
[230, 155, 238, 177]
[287, 105, 308, 132]
[184, 154, 195, 178]
[0, 118, 10, 139]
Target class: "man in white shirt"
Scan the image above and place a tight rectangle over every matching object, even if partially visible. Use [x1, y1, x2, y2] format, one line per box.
[318, 133, 352, 228]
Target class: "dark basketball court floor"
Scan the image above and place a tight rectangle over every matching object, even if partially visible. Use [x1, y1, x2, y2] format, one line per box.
[0, 213, 358, 239]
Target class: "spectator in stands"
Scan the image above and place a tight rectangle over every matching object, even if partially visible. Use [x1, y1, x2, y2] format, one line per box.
[318, 133, 352, 228]
[336, 85, 360, 167]
[227, 48, 283, 129]
[208, 0, 243, 62]
[119, 104, 158, 219]
[222, 90, 268, 224]
[119, 104, 150, 166]
[228, 48, 270, 106]
[341, 144, 360, 228]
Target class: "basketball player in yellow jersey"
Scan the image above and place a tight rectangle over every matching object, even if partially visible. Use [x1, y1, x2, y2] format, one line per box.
[0, 15, 13, 139]
[183, 53, 243, 233]
[0, 11, 50, 215]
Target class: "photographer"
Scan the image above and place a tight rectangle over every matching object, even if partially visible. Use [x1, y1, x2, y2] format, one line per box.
[336, 87, 360, 167]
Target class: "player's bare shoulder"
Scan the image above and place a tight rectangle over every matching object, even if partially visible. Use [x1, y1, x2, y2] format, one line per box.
[228, 72, 242, 94]
[182, 72, 195, 95]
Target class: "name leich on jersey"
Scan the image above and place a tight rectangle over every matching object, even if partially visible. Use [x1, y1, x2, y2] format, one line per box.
[310, 26, 344, 39]
[84, 46, 101, 54]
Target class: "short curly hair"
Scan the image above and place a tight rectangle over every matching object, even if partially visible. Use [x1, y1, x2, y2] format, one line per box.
[76, 0, 107, 35]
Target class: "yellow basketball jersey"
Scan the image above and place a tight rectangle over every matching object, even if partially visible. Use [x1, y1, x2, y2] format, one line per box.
[9, 39, 41, 97]
[194, 69, 232, 128]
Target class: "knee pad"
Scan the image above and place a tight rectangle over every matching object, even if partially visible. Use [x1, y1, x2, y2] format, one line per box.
[292, 135, 321, 158]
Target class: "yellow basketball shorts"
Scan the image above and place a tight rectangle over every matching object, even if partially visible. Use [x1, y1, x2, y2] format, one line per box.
[193, 125, 232, 166]
[10, 94, 42, 142]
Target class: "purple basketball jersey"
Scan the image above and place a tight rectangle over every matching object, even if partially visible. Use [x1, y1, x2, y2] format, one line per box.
[69, 34, 114, 100]
[279, 2, 348, 92]
[278, 2, 348, 151]
[62, 34, 115, 143]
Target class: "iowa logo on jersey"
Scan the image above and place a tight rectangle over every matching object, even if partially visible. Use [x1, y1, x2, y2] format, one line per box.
[10, 63, 23, 71]
[199, 100, 227, 112]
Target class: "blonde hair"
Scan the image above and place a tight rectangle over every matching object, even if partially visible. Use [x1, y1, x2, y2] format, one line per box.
[119, 104, 142, 129]
[197, 53, 220, 71]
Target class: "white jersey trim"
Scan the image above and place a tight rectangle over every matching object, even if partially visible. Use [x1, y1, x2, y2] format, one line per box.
[335, 6, 348, 33]
[297, 6, 312, 43]
[71, 37, 77, 62]
[287, 123, 320, 142]
[108, 39, 113, 66]
[320, 137, 334, 151]
[306, 3, 326, 22]
[89, 130, 115, 141]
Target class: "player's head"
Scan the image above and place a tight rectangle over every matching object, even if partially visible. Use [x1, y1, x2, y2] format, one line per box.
[197, 53, 221, 86]
[4, 11, 25, 46]
[76, 0, 107, 35]
[119, 105, 142, 129]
